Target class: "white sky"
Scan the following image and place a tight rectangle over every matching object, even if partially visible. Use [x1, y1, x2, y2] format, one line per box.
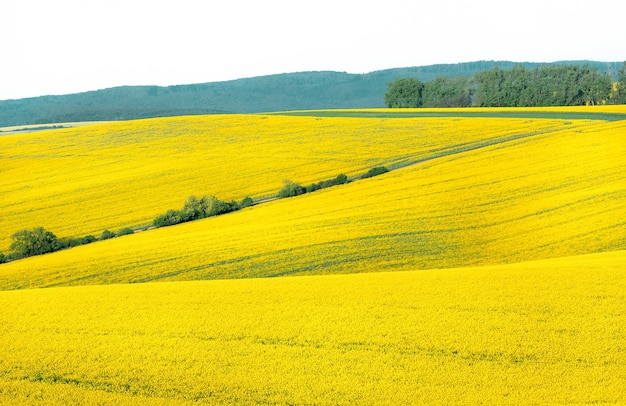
[1, 0, 624, 100]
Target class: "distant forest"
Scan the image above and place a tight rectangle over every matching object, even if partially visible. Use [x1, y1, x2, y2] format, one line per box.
[385, 62, 626, 108]
[0, 60, 624, 127]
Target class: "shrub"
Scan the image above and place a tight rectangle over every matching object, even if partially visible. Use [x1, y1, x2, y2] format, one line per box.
[334, 173, 349, 185]
[117, 228, 135, 236]
[278, 180, 306, 198]
[306, 183, 321, 193]
[362, 166, 389, 179]
[205, 196, 238, 216]
[222, 200, 240, 214]
[58, 235, 98, 249]
[153, 194, 242, 228]
[240, 196, 254, 208]
[306, 174, 348, 193]
[0, 252, 6, 264]
[80, 235, 97, 244]
[100, 229, 116, 240]
[57, 237, 76, 249]
[154, 209, 183, 228]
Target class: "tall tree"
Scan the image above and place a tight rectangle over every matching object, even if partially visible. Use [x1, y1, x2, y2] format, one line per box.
[474, 67, 507, 106]
[423, 76, 472, 107]
[577, 65, 612, 105]
[471, 64, 614, 107]
[617, 62, 626, 103]
[384, 78, 425, 108]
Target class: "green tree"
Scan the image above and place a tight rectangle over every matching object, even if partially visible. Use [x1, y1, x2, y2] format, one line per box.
[474, 67, 506, 106]
[615, 61, 626, 103]
[153, 209, 183, 227]
[206, 196, 239, 216]
[278, 180, 306, 198]
[181, 195, 209, 221]
[384, 78, 425, 108]
[10, 227, 59, 258]
[473, 64, 613, 107]
[423, 76, 472, 107]
[0, 252, 6, 264]
[501, 64, 531, 106]
[579, 66, 612, 105]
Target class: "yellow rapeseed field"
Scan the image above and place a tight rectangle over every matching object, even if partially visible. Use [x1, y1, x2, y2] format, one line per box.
[0, 111, 612, 251]
[1, 251, 624, 404]
[1, 107, 625, 404]
[1, 111, 624, 289]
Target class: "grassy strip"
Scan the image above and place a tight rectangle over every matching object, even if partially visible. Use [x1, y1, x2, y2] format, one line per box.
[270, 110, 626, 121]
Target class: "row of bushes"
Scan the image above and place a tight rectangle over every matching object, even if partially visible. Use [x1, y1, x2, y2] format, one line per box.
[0, 194, 256, 262]
[153, 195, 254, 228]
[277, 173, 348, 198]
[277, 167, 388, 199]
[361, 166, 389, 179]
[0, 226, 137, 263]
[1, 166, 391, 264]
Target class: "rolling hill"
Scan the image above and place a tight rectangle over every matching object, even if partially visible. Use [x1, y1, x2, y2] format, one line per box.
[0, 60, 622, 127]
[1, 106, 625, 288]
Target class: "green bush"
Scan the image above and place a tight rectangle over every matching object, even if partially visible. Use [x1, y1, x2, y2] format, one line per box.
[58, 234, 98, 249]
[153, 195, 242, 228]
[80, 235, 97, 244]
[306, 173, 348, 193]
[306, 182, 321, 193]
[153, 209, 183, 227]
[117, 228, 135, 236]
[206, 196, 239, 216]
[100, 229, 116, 240]
[362, 166, 389, 179]
[240, 196, 254, 208]
[0, 252, 6, 264]
[57, 237, 77, 249]
[216, 200, 241, 215]
[278, 180, 306, 198]
[334, 173, 349, 184]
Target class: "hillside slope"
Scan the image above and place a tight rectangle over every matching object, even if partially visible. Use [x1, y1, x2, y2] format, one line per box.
[2, 112, 596, 251]
[1, 108, 624, 290]
[1, 251, 624, 404]
[1, 60, 621, 127]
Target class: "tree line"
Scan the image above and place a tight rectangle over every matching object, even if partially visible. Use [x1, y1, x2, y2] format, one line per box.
[384, 62, 626, 108]
[0, 226, 136, 263]
[0, 166, 390, 264]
